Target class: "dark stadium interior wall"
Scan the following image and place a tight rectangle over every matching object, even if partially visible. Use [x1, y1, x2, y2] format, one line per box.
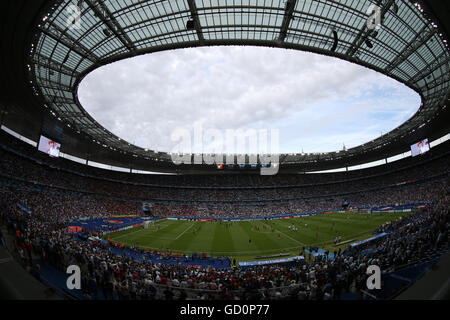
[1, 103, 41, 142]
[0, 0, 49, 144]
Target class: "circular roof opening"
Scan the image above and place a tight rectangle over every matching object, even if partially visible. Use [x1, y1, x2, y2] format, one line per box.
[78, 46, 421, 154]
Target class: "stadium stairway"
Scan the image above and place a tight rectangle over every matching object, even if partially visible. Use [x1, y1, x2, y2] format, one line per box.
[380, 248, 449, 299]
[0, 247, 60, 299]
[395, 249, 450, 299]
[0, 227, 62, 300]
[33, 258, 114, 300]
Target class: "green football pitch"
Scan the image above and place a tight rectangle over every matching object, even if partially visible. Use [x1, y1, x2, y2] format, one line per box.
[105, 211, 411, 262]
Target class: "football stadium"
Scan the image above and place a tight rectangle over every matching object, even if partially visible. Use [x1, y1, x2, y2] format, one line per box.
[0, 0, 449, 309]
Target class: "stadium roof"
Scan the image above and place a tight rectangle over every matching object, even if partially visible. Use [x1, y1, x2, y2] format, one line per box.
[1, 0, 449, 173]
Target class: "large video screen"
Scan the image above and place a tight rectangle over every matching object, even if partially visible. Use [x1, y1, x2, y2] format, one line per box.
[411, 138, 430, 157]
[38, 135, 61, 157]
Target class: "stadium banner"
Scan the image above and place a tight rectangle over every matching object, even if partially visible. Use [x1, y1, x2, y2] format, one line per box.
[67, 226, 82, 233]
[318, 211, 333, 215]
[105, 220, 124, 224]
[239, 255, 304, 267]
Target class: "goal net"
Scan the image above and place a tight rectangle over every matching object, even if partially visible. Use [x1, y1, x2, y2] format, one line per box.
[143, 221, 151, 229]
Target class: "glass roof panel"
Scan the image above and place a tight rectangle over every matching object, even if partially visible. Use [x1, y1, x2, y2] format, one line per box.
[30, 0, 450, 162]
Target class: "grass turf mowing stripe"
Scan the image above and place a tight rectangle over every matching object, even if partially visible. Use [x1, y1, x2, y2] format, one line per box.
[211, 222, 235, 254]
[276, 218, 333, 244]
[109, 220, 182, 248]
[169, 221, 216, 253]
[244, 221, 298, 254]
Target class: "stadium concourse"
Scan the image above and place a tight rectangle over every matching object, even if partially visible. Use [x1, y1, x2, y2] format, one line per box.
[0, 129, 449, 300]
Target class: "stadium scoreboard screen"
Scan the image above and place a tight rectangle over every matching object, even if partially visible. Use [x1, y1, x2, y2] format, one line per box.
[38, 135, 61, 158]
[411, 138, 430, 157]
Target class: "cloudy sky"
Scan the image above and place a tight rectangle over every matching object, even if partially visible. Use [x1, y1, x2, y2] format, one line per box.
[78, 46, 420, 154]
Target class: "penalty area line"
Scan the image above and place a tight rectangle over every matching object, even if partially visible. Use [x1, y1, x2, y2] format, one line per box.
[174, 222, 196, 240]
[110, 220, 172, 240]
[112, 227, 147, 240]
[261, 221, 307, 247]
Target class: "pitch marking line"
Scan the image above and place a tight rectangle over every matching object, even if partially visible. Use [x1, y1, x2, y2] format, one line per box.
[260, 221, 307, 247]
[113, 227, 147, 240]
[111, 220, 172, 240]
[174, 222, 196, 240]
[146, 221, 172, 232]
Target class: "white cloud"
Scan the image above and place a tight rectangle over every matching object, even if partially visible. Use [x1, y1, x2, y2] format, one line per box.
[78, 46, 420, 153]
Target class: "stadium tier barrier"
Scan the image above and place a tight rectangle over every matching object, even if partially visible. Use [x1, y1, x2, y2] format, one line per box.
[238, 256, 305, 268]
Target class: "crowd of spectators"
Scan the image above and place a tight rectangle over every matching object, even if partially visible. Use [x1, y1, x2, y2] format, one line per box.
[1, 173, 446, 218]
[2, 145, 447, 202]
[0, 131, 448, 300]
[1, 133, 448, 218]
[2, 129, 447, 189]
[1, 188, 447, 300]
[1, 129, 448, 204]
